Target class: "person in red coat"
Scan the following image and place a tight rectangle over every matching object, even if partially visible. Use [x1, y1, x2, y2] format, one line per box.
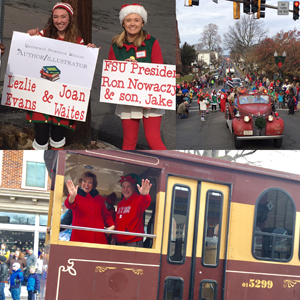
[114, 174, 152, 247]
[65, 171, 115, 244]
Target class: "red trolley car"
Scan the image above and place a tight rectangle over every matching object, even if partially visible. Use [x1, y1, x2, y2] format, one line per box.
[41, 150, 300, 300]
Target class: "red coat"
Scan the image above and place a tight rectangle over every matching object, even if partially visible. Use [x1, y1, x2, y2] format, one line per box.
[115, 192, 151, 244]
[65, 188, 115, 244]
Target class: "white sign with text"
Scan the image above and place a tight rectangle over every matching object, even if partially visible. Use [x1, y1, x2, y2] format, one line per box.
[278, 1, 289, 15]
[1, 31, 99, 121]
[99, 60, 176, 110]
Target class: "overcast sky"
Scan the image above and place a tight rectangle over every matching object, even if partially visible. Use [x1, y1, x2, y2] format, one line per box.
[234, 150, 300, 175]
[176, 0, 298, 52]
[180, 150, 300, 175]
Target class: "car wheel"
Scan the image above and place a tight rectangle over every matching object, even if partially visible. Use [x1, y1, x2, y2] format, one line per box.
[274, 138, 283, 148]
[234, 134, 242, 149]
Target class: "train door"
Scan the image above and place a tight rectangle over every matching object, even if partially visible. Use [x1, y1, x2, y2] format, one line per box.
[159, 176, 230, 300]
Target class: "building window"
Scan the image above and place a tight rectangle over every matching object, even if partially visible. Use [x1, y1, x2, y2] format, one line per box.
[22, 151, 48, 190]
[0, 230, 35, 253]
[0, 212, 35, 225]
[26, 162, 46, 188]
[252, 188, 295, 262]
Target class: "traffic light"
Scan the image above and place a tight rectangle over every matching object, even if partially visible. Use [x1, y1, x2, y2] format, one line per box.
[293, 1, 299, 20]
[251, 0, 259, 13]
[243, 0, 251, 13]
[234, 2, 241, 19]
[257, 0, 266, 19]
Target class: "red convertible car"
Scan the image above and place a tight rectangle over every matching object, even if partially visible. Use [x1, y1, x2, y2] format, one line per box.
[225, 93, 284, 149]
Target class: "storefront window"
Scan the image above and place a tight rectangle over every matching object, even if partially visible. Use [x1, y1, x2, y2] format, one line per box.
[0, 230, 34, 252]
[39, 215, 48, 226]
[0, 212, 35, 225]
[39, 232, 46, 253]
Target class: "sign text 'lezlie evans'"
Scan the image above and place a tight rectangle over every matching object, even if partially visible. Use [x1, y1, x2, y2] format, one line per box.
[1, 31, 99, 121]
[100, 60, 176, 110]
[2, 74, 90, 121]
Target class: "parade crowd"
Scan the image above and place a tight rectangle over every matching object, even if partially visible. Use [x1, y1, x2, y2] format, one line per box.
[176, 71, 300, 120]
[0, 244, 45, 300]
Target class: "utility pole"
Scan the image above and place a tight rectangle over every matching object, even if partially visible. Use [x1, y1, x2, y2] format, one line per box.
[65, 0, 92, 146]
[0, 0, 5, 42]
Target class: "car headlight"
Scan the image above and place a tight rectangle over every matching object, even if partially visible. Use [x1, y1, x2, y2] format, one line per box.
[244, 116, 250, 122]
[268, 115, 274, 122]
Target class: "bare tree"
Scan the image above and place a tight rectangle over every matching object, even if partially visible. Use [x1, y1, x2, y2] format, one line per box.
[210, 52, 218, 69]
[223, 15, 268, 63]
[180, 150, 257, 163]
[199, 23, 222, 52]
[212, 44, 223, 66]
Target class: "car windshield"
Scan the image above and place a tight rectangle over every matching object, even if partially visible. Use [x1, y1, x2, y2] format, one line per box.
[233, 78, 241, 83]
[224, 83, 240, 90]
[238, 95, 270, 104]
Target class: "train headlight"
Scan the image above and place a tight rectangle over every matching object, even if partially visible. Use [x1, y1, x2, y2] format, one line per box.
[244, 116, 250, 122]
[268, 115, 274, 122]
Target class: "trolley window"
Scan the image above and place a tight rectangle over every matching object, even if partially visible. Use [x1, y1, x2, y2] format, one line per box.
[199, 280, 217, 300]
[56, 152, 160, 249]
[202, 190, 223, 267]
[167, 185, 190, 264]
[252, 188, 295, 262]
[163, 277, 184, 300]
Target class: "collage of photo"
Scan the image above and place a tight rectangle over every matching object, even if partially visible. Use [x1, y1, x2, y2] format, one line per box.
[0, 0, 300, 300]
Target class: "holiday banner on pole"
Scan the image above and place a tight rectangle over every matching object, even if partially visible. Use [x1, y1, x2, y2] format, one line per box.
[1, 31, 99, 121]
[99, 60, 176, 110]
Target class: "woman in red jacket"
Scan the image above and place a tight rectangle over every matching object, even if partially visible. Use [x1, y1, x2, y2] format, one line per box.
[65, 171, 115, 244]
[115, 174, 152, 247]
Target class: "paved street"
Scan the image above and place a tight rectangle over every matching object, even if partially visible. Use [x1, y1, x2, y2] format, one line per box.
[176, 96, 300, 150]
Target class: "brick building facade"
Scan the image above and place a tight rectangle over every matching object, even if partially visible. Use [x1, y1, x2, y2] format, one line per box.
[0, 150, 50, 257]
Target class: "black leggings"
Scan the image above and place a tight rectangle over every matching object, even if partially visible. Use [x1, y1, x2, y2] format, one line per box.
[34, 123, 67, 145]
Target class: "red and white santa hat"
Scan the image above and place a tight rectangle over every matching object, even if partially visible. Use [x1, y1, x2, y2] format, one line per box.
[52, 2, 74, 16]
[119, 3, 147, 25]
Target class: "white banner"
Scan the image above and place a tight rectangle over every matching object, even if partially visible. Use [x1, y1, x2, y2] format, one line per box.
[3, 74, 90, 121]
[99, 60, 176, 110]
[1, 31, 99, 121]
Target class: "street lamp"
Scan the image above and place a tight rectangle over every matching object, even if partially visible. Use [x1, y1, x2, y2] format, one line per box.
[192, 60, 199, 77]
[274, 51, 286, 79]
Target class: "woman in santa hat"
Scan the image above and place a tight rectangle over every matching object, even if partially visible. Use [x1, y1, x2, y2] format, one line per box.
[108, 3, 167, 150]
[27, 2, 94, 150]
